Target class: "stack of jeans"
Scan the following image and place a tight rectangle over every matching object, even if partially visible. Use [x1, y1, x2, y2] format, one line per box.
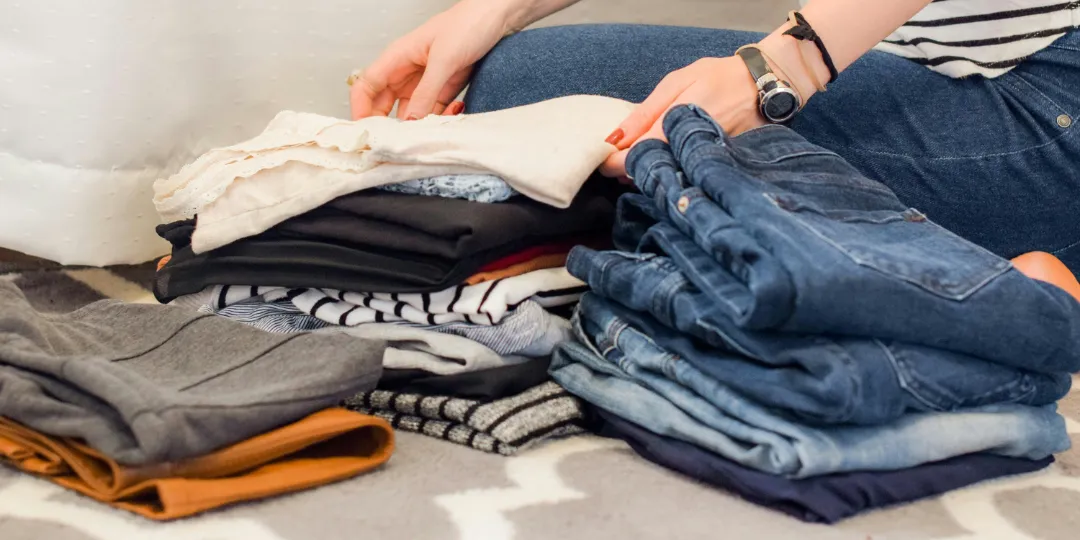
[551, 105, 1080, 523]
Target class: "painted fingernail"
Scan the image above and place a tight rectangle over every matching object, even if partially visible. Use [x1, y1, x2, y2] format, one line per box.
[618, 176, 633, 185]
[446, 101, 465, 115]
[406, 114, 420, 121]
[605, 128, 625, 145]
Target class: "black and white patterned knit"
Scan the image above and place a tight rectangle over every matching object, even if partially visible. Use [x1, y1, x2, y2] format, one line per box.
[342, 382, 587, 455]
[176, 267, 585, 327]
[187, 293, 571, 357]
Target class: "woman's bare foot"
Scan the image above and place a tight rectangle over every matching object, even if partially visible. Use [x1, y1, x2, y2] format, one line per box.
[1012, 251, 1080, 302]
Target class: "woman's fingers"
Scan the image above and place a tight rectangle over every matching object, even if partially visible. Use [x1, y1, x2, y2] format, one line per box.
[638, 114, 669, 144]
[442, 101, 466, 115]
[607, 72, 688, 150]
[599, 112, 666, 178]
[599, 148, 629, 178]
[350, 56, 397, 119]
[370, 90, 397, 118]
[402, 52, 460, 120]
[397, 98, 412, 119]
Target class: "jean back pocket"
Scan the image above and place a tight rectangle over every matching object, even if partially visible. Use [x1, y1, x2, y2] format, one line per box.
[768, 193, 1011, 300]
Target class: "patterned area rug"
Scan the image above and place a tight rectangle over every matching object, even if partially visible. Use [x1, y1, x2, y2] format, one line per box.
[1, 247, 1079, 540]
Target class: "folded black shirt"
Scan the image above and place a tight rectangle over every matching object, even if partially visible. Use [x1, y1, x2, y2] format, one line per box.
[377, 357, 553, 401]
[154, 182, 619, 302]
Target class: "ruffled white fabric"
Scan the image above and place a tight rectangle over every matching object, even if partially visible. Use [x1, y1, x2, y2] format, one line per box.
[153, 95, 634, 254]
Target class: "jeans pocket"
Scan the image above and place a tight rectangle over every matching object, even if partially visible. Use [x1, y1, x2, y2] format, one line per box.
[882, 341, 1036, 411]
[768, 193, 1011, 300]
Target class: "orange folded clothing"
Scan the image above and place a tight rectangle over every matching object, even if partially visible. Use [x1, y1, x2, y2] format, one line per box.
[0, 408, 393, 520]
[464, 253, 569, 285]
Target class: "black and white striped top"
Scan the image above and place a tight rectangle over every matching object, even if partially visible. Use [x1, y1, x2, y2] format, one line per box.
[874, 0, 1080, 77]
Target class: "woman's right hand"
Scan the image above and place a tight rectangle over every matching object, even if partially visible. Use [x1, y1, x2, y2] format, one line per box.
[349, 0, 515, 121]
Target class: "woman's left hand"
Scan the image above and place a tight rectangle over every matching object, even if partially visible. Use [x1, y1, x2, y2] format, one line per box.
[599, 56, 767, 178]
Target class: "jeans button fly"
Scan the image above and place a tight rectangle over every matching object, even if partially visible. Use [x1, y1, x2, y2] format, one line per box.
[677, 196, 690, 213]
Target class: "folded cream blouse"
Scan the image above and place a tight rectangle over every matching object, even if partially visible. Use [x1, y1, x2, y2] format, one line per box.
[153, 95, 635, 254]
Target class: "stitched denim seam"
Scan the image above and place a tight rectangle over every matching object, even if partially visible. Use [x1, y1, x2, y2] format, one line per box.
[774, 199, 1011, 301]
[1049, 43, 1080, 52]
[879, 340, 947, 412]
[815, 338, 862, 422]
[886, 341, 1036, 410]
[1052, 236, 1080, 256]
[767, 177, 904, 199]
[818, 117, 1076, 161]
[741, 149, 846, 166]
[671, 125, 724, 157]
[1006, 72, 1070, 116]
[618, 319, 683, 381]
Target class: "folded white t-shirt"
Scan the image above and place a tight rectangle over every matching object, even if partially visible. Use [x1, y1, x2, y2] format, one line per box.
[153, 95, 635, 254]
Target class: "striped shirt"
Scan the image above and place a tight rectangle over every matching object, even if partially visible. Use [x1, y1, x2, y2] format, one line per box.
[874, 0, 1080, 77]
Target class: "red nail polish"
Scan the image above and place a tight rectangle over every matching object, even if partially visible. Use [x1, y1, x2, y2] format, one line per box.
[447, 101, 465, 115]
[406, 114, 419, 121]
[605, 128, 625, 146]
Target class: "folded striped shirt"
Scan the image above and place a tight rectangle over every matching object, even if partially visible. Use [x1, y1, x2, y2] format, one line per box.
[180, 267, 586, 327]
[343, 382, 587, 455]
[201, 297, 572, 358]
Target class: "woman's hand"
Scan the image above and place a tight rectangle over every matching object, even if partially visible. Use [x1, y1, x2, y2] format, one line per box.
[349, 0, 514, 121]
[600, 56, 766, 178]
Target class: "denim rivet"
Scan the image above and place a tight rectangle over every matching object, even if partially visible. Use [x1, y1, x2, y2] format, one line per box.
[1057, 114, 1073, 128]
[677, 196, 690, 213]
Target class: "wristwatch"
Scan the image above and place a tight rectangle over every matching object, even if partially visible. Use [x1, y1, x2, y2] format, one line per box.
[736, 46, 801, 124]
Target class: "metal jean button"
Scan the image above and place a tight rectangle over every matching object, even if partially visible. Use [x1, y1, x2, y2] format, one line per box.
[677, 196, 690, 213]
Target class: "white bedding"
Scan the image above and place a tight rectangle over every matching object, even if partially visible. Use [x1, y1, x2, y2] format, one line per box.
[0, 0, 457, 265]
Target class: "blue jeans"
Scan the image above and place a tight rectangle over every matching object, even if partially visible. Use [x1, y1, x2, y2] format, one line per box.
[574, 106, 1080, 374]
[550, 311, 1069, 478]
[572, 285, 1069, 425]
[464, 25, 1080, 275]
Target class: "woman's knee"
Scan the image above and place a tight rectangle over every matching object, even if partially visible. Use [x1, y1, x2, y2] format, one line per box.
[465, 26, 605, 113]
[465, 24, 757, 113]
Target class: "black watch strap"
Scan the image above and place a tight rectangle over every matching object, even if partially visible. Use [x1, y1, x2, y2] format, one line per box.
[736, 46, 772, 84]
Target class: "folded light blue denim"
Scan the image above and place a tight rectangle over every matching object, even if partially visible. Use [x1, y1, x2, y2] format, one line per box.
[619, 105, 1080, 374]
[550, 313, 1070, 478]
[572, 288, 1068, 425]
[378, 174, 517, 203]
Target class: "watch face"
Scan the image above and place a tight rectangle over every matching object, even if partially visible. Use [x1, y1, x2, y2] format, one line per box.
[764, 91, 798, 122]
[764, 92, 798, 120]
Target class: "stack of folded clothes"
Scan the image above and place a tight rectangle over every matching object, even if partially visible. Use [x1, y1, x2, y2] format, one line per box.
[152, 96, 636, 454]
[551, 106, 1080, 523]
[0, 281, 393, 520]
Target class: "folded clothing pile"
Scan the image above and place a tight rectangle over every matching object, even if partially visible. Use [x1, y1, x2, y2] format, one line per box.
[552, 106, 1080, 523]
[153, 96, 634, 453]
[0, 281, 393, 519]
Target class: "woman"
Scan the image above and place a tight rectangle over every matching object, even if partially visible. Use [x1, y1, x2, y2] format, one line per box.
[350, 0, 1080, 290]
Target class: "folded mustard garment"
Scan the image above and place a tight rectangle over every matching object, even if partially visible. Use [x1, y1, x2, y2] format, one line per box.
[0, 408, 393, 520]
[464, 253, 570, 285]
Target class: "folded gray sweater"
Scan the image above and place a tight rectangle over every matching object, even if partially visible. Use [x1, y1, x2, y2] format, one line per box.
[0, 281, 385, 465]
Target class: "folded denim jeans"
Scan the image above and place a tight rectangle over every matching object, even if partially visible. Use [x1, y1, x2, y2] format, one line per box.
[593, 407, 1054, 524]
[620, 105, 1080, 374]
[571, 289, 1068, 425]
[550, 313, 1069, 478]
